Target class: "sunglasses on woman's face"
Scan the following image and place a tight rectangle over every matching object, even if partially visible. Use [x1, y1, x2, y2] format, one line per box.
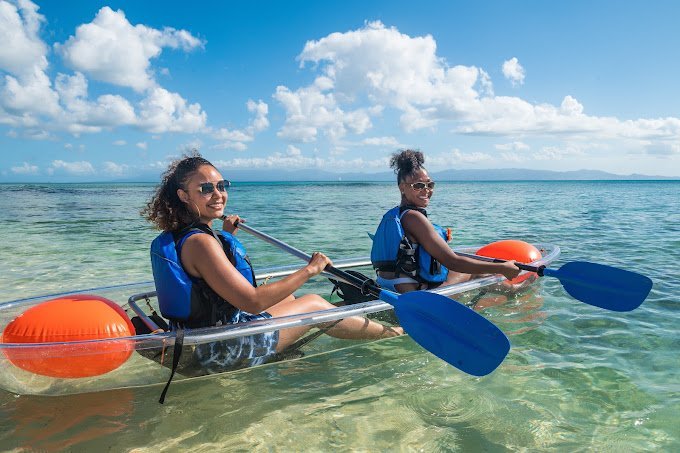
[409, 181, 435, 191]
[198, 179, 230, 195]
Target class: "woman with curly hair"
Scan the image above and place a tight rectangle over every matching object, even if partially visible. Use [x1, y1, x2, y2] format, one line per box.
[143, 152, 401, 375]
[370, 149, 521, 293]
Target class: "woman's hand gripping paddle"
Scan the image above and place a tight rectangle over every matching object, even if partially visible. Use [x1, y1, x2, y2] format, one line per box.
[456, 251, 652, 312]
[235, 221, 510, 377]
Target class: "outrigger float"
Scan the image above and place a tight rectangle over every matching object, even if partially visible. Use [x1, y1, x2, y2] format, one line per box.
[0, 224, 653, 399]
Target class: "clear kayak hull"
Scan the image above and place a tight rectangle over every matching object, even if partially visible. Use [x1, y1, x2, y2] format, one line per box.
[0, 244, 560, 396]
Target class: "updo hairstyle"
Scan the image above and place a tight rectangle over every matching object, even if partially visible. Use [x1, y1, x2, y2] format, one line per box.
[389, 149, 425, 184]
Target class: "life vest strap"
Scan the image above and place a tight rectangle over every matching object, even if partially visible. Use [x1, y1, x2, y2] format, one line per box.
[158, 326, 184, 404]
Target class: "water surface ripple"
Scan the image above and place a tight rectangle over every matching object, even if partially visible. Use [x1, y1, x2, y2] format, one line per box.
[0, 181, 678, 451]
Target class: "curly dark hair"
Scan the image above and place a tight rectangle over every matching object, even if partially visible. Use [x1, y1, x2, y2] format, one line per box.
[142, 151, 216, 232]
[389, 149, 425, 184]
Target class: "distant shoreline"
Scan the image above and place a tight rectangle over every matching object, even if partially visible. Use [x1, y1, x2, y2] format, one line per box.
[2, 167, 678, 183]
[1, 179, 679, 185]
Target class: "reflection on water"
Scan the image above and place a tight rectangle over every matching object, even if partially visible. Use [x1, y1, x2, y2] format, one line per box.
[475, 285, 547, 336]
[4, 390, 134, 451]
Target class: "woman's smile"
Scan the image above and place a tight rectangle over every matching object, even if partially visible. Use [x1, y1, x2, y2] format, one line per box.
[401, 168, 434, 208]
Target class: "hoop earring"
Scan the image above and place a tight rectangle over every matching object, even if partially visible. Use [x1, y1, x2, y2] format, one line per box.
[190, 201, 201, 219]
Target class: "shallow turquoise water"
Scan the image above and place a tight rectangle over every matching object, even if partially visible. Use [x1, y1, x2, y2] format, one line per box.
[0, 181, 678, 451]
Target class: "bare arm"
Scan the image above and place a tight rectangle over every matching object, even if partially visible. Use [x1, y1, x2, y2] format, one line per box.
[180, 234, 330, 313]
[400, 210, 521, 280]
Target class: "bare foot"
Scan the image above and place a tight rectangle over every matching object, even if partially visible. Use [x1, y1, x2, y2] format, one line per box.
[383, 326, 404, 337]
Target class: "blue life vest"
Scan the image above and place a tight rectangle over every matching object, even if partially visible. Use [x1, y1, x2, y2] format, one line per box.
[150, 224, 256, 325]
[370, 206, 449, 283]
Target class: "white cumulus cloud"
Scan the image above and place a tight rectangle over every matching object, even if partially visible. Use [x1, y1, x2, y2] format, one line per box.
[643, 141, 680, 156]
[247, 99, 269, 132]
[213, 141, 247, 151]
[362, 136, 401, 146]
[0, 0, 47, 77]
[213, 99, 270, 150]
[0, 1, 207, 136]
[137, 86, 206, 133]
[55, 72, 136, 131]
[49, 159, 95, 175]
[278, 21, 680, 156]
[56, 6, 203, 92]
[495, 141, 530, 151]
[213, 154, 389, 171]
[286, 144, 301, 156]
[0, 0, 60, 125]
[102, 161, 128, 175]
[533, 145, 586, 161]
[427, 149, 493, 168]
[274, 84, 371, 142]
[11, 161, 38, 174]
[502, 57, 525, 86]
[289, 21, 490, 135]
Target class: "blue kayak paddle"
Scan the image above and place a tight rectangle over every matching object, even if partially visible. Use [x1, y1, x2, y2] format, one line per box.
[236, 221, 510, 377]
[368, 231, 652, 311]
[455, 251, 652, 312]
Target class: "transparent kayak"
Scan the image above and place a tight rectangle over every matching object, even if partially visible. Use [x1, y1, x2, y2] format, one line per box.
[0, 244, 560, 396]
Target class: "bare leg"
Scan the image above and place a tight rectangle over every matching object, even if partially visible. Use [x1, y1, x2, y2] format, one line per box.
[395, 272, 478, 293]
[267, 294, 403, 352]
[444, 271, 477, 286]
[487, 274, 539, 295]
[394, 282, 419, 293]
[437, 271, 489, 300]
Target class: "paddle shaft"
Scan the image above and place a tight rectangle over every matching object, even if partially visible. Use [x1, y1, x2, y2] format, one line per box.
[234, 221, 380, 297]
[455, 251, 546, 276]
[232, 219, 513, 376]
[238, 222, 542, 281]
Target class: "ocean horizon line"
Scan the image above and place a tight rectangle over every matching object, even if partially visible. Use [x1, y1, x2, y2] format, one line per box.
[2, 178, 679, 185]
[3, 166, 679, 184]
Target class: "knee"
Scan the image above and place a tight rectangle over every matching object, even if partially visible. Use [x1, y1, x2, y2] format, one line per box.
[298, 294, 334, 312]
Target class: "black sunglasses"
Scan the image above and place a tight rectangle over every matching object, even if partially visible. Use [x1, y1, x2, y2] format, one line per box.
[198, 179, 230, 195]
[409, 181, 435, 190]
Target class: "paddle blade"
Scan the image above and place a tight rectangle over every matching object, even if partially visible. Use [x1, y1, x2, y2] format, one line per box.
[546, 261, 653, 312]
[379, 290, 510, 376]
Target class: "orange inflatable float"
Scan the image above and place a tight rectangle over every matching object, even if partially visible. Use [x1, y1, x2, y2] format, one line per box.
[2, 295, 134, 378]
[476, 239, 541, 285]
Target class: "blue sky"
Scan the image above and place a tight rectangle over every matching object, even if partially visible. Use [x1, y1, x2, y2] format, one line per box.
[1, 0, 679, 181]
